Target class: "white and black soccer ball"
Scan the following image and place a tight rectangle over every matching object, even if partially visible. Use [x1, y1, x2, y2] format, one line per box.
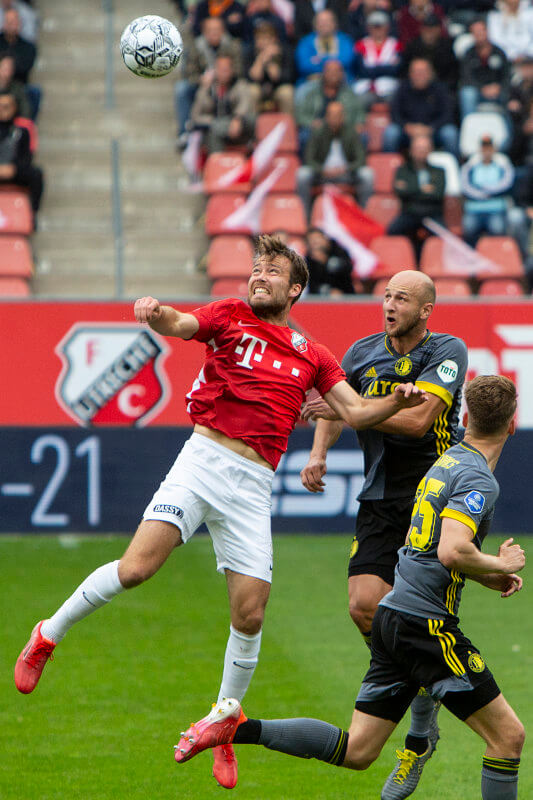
[120, 15, 183, 79]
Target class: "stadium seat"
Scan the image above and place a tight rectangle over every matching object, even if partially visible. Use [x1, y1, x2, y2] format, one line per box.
[372, 277, 390, 295]
[261, 194, 307, 235]
[0, 191, 33, 235]
[419, 237, 447, 277]
[285, 235, 307, 256]
[459, 112, 509, 157]
[443, 196, 463, 236]
[475, 236, 524, 278]
[428, 151, 461, 196]
[203, 153, 250, 194]
[0, 276, 30, 296]
[366, 153, 404, 194]
[365, 194, 400, 228]
[434, 278, 472, 297]
[365, 110, 390, 153]
[478, 278, 525, 296]
[370, 235, 417, 273]
[255, 113, 298, 153]
[207, 235, 253, 279]
[15, 117, 38, 153]
[0, 235, 33, 277]
[256, 153, 300, 192]
[205, 193, 249, 236]
[211, 278, 249, 297]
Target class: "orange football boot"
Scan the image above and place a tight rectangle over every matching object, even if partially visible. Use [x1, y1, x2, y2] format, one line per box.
[15, 621, 56, 694]
[213, 743, 238, 789]
[174, 698, 247, 765]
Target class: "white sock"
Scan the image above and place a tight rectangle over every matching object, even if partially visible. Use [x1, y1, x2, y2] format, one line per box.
[41, 560, 124, 643]
[217, 624, 262, 703]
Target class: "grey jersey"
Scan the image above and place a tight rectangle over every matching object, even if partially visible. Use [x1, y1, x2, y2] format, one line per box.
[381, 442, 499, 622]
[342, 331, 468, 500]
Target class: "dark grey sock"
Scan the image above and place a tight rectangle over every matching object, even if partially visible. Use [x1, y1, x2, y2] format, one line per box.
[481, 758, 520, 800]
[257, 718, 348, 765]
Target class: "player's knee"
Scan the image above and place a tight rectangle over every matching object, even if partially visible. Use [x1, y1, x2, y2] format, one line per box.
[118, 558, 155, 588]
[343, 736, 379, 770]
[498, 718, 526, 757]
[232, 607, 264, 635]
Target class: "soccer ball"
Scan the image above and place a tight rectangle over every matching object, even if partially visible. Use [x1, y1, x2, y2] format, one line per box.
[120, 15, 183, 79]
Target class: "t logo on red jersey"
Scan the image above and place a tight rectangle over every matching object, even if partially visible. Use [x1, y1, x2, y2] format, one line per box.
[234, 333, 268, 370]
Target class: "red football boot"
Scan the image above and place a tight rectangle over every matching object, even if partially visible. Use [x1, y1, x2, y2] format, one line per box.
[15, 621, 56, 694]
[174, 698, 247, 765]
[213, 743, 238, 789]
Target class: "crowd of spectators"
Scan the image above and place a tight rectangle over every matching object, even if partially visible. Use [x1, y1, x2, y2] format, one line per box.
[175, 0, 533, 295]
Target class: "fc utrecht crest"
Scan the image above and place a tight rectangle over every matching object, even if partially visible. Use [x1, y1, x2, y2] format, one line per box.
[55, 324, 170, 426]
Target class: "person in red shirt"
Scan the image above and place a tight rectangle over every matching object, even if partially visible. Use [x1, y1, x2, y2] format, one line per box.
[14, 235, 427, 791]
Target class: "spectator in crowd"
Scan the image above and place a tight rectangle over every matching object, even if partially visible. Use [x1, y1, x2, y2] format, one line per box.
[174, 16, 242, 141]
[458, 18, 511, 119]
[402, 13, 458, 91]
[487, 0, 533, 65]
[508, 58, 533, 163]
[295, 59, 365, 152]
[243, 0, 287, 44]
[397, 0, 447, 47]
[0, 7, 35, 82]
[348, 0, 396, 43]
[0, 90, 42, 224]
[294, 0, 349, 41]
[245, 21, 294, 113]
[191, 0, 245, 39]
[352, 11, 402, 109]
[189, 54, 256, 153]
[460, 133, 515, 246]
[305, 227, 355, 295]
[388, 133, 445, 256]
[0, 1, 37, 44]
[296, 100, 372, 217]
[0, 53, 29, 118]
[295, 9, 355, 96]
[383, 57, 459, 155]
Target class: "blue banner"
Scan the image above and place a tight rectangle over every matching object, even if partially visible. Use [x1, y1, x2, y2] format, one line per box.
[0, 427, 529, 534]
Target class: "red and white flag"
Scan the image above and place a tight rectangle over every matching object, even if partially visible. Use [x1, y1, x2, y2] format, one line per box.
[319, 187, 384, 277]
[217, 121, 287, 188]
[222, 162, 287, 233]
[423, 218, 501, 274]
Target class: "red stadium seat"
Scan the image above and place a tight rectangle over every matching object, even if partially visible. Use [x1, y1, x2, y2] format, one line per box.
[434, 278, 472, 297]
[261, 194, 307, 235]
[255, 153, 301, 192]
[367, 153, 404, 194]
[370, 235, 417, 273]
[255, 113, 298, 153]
[207, 235, 253, 278]
[205, 193, 250, 236]
[285, 235, 307, 256]
[443, 196, 463, 236]
[0, 276, 30, 295]
[478, 278, 525, 296]
[0, 191, 32, 234]
[15, 117, 38, 153]
[365, 111, 390, 153]
[475, 237, 524, 278]
[0, 235, 33, 277]
[372, 277, 390, 295]
[203, 153, 250, 194]
[365, 194, 400, 228]
[211, 278, 249, 297]
[419, 237, 447, 278]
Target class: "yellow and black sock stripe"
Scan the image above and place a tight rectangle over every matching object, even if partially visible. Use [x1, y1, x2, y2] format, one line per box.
[428, 619, 465, 676]
[328, 729, 349, 766]
[483, 756, 520, 776]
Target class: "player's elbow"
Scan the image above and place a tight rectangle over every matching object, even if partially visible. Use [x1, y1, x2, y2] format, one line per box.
[437, 542, 462, 570]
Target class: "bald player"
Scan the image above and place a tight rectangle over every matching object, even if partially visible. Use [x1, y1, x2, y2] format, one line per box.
[301, 270, 468, 799]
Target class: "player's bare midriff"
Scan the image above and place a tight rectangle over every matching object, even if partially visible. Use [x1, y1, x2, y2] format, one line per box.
[194, 424, 274, 471]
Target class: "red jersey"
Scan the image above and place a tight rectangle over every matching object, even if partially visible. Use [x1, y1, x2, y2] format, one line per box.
[186, 298, 345, 469]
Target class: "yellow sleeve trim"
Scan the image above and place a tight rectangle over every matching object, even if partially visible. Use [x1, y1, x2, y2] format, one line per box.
[440, 508, 477, 536]
[415, 381, 453, 408]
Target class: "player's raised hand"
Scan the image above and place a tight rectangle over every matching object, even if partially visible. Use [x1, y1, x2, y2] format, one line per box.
[500, 574, 523, 598]
[498, 538, 526, 574]
[134, 296, 163, 324]
[301, 397, 341, 422]
[393, 383, 429, 407]
[300, 455, 327, 493]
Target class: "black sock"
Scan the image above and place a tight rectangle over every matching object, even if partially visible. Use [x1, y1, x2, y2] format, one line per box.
[405, 733, 429, 755]
[233, 718, 262, 744]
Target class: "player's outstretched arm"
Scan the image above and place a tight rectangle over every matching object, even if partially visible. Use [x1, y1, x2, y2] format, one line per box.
[439, 522, 526, 576]
[300, 418, 344, 493]
[134, 296, 200, 339]
[469, 571, 523, 598]
[322, 380, 427, 431]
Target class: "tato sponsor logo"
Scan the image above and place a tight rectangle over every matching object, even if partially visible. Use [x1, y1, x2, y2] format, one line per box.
[153, 504, 184, 518]
[437, 359, 458, 383]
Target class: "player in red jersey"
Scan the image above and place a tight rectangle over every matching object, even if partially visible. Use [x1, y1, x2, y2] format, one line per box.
[14, 236, 427, 790]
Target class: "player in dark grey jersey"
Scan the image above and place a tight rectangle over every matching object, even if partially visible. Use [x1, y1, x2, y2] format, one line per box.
[300, 269, 467, 796]
[174, 376, 525, 800]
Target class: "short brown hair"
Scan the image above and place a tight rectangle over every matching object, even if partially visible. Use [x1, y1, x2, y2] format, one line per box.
[253, 234, 309, 305]
[464, 375, 517, 435]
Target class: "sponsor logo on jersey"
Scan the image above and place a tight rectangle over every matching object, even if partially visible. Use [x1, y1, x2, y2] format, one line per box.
[365, 366, 377, 378]
[55, 324, 169, 427]
[464, 490, 485, 513]
[153, 504, 184, 518]
[434, 453, 460, 470]
[291, 331, 308, 353]
[394, 356, 412, 376]
[437, 359, 458, 383]
[467, 651, 486, 673]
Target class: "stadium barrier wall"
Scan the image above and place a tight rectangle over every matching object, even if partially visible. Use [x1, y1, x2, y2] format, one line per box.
[1, 299, 532, 534]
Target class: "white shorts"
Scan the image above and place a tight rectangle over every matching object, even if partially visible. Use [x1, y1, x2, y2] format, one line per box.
[143, 433, 274, 583]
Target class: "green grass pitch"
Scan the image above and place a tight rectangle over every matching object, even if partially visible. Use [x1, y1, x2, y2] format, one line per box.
[1, 534, 531, 800]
